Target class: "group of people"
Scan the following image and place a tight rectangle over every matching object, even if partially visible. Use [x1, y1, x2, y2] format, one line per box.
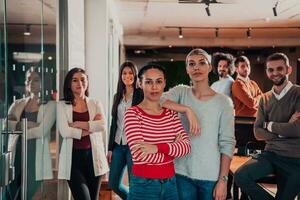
[3, 48, 299, 200]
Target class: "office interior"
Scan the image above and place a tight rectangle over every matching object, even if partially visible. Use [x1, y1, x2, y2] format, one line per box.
[0, 0, 300, 199]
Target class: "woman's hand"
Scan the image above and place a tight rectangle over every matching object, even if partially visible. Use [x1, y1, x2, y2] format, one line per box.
[107, 150, 112, 164]
[132, 141, 158, 159]
[81, 129, 90, 137]
[69, 121, 89, 130]
[213, 180, 227, 200]
[185, 107, 200, 136]
[94, 114, 102, 121]
[174, 133, 182, 142]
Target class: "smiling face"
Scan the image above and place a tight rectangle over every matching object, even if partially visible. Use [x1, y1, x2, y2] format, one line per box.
[71, 72, 88, 96]
[121, 66, 135, 87]
[266, 59, 291, 86]
[140, 68, 166, 102]
[186, 54, 212, 82]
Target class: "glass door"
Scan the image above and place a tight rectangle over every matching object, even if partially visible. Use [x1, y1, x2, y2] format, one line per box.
[1, 0, 58, 199]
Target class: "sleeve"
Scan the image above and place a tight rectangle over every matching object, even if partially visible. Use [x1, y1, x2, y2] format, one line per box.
[218, 98, 236, 158]
[232, 81, 261, 109]
[156, 111, 191, 157]
[271, 120, 300, 138]
[124, 108, 173, 164]
[27, 101, 56, 139]
[254, 98, 278, 140]
[57, 102, 82, 139]
[271, 96, 300, 138]
[88, 100, 106, 132]
[6, 101, 19, 131]
[160, 85, 184, 105]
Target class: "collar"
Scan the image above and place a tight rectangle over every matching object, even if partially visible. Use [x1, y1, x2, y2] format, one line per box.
[237, 74, 250, 83]
[271, 81, 293, 100]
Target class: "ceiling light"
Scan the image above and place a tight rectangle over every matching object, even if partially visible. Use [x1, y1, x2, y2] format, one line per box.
[205, 5, 211, 16]
[24, 25, 31, 36]
[215, 28, 219, 38]
[246, 28, 251, 38]
[178, 27, 183, 39]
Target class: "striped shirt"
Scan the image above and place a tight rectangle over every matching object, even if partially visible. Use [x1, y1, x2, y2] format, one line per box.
[124, 106, 191, 179]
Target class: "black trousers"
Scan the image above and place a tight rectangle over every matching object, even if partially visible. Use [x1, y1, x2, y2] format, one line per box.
[234, 151, 300, 200]
[68, 148, 102, 200]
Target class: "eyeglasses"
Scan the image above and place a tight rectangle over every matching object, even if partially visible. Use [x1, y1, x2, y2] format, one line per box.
[187, 60, 209, 69]
[266, 66, 285, 73]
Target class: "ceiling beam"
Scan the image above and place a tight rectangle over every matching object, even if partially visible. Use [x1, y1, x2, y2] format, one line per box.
[124, 35, 300, 47]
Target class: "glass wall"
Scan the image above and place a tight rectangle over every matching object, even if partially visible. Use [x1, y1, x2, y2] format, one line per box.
[1, 0, 58, 199]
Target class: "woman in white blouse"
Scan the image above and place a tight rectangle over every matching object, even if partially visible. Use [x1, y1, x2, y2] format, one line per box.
[57, 67, 108, 200]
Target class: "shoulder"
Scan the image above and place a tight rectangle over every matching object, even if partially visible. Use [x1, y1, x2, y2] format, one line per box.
[250, 80, 259, 86]
[215, 93, 233, 108]
[126, 106, 140, 115]
[232, 79, 243, 86]
[291, 85, 300, 94]
[170, 84, 191, 93]
[44, 100, 56, 109]
[57, 100, 71, 109]
[15, 98, 28, 105]
[260, 91, 272, 104]
[231, 79, 243, 92]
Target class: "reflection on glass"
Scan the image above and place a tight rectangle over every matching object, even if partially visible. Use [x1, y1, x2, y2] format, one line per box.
[0, 71, 4, 118]
[6, 68, 55, 199]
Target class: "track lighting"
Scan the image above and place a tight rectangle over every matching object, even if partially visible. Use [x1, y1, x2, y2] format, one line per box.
[205, 5, 211, 16]
[178, 27, 183, 39]
[273, 1, 278, 16]
[24, 25, 31, 36]
[215, 28, 219, 38]
[246, 28, 251, 38]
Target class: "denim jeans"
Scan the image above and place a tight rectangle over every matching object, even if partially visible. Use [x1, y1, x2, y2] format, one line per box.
[176, 174, 216, 200]
[108, 143, 132, 200]
[128, 175, 178, 200]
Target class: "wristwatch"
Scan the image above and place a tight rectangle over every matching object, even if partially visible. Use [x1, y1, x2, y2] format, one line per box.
[263, 122, 268, 129]
[219, 175, 228, 182]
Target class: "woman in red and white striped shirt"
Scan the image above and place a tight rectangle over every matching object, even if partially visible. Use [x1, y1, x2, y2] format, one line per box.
[124, 64, 191, 200]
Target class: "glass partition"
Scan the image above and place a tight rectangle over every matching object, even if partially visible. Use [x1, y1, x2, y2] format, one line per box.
[1, 0, 58, 199]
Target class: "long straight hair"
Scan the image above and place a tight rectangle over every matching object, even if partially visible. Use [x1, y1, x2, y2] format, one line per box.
[111, 61, 138, 117]
[63, 67, 89, 105]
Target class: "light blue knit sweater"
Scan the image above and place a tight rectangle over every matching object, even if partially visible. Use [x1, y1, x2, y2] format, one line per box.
[162, 85, 236, 181]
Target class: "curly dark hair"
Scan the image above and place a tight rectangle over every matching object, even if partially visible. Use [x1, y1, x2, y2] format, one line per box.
[211, 52, 235, 76]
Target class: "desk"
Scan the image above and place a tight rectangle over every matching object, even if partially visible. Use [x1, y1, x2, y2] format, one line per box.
[230, 156, 278, 199]
[99, 174, 113, 200]
[230, 156, 251, 200]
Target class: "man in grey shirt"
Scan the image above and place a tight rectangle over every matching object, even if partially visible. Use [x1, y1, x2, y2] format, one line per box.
[234, 52, 300, 200]
[211, 52, 235, 98]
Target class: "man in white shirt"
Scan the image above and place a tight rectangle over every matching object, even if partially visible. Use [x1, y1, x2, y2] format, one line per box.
[211, 52, 235, 97]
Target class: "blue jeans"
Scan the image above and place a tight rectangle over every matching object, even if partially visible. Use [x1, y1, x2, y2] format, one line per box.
[176, 174, 216, 200]
[128, 175, 178, 200]
[108, 144, 132, 200]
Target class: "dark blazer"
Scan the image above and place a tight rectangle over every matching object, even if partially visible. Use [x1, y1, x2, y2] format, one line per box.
[108, 88, 143, 151]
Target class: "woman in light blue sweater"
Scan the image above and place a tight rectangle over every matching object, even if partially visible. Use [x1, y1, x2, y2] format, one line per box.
[161, 48, 236, 200]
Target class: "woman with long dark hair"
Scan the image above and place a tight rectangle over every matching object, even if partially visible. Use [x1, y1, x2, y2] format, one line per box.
[57, 67, 109, 200]
[124, 64, 191, 200]
[107, 61, 143, 199]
